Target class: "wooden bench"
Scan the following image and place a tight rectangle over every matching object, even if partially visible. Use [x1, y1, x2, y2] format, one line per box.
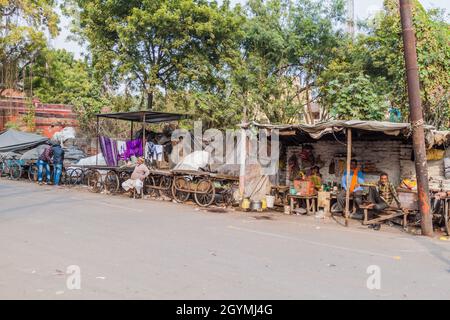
[361, 205, 409, 228]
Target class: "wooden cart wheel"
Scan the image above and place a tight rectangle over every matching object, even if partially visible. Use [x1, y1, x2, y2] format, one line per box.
[144, 176, 159, 197]
[194, 178, 215, 207]
[221, 185, 234, 207]
[171, 176, 190, 203]
[104, 170, 120, 193]
[159, 175, 172, 198]
[86, 169, 103, 193]
[28, 164, 38, 182]
[119, 171, 131, 183]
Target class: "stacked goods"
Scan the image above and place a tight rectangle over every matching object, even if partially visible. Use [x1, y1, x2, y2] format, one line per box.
[445, 158, 450, 179]
[293, 179, 316, 196]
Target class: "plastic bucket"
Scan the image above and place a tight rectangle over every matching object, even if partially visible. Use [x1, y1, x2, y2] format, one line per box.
[266, 195, 275, 208]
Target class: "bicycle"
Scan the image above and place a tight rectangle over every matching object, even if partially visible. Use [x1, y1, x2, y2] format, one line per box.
[0, 153, 23, 180]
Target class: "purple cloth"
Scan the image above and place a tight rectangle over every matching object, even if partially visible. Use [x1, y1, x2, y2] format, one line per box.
[124, 139, 143, 159]
[99, 136, 118, 166]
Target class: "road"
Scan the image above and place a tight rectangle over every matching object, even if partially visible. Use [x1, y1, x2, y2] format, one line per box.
[0, 179, 449, 299]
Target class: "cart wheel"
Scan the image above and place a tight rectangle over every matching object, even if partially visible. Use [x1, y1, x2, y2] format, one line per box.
[60, 167, 68, 185]
[28, 164, 38, 182]
[68, 168, 83, 185]
[172, 176, 190, 203]
[9, 163, 22, 180]
[87, 169, 103, 193]
[221, 186, 234, 207]
[119, 171, 131, 183]
[194, 178, 215, 207]
[104, 170, 120, 193]
[159, 175, 172, 198]
[144, 176, 159, 197]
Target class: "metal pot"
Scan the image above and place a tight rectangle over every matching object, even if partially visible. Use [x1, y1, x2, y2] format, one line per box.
[250, 200, 262, 211]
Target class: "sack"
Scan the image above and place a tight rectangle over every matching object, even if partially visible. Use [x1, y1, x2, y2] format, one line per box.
[426, 149, 445, 161]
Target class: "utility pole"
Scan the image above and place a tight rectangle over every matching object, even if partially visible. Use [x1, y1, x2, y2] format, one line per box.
[399, 0, 433, 236]
[346, 0, 355, 39]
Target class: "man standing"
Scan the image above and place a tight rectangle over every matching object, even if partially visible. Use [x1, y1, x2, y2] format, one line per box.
[333, 159, 364, 213]
[367, 172, 401, 230]
[37, 142, 53, 185]
[52, 142, 65, 186]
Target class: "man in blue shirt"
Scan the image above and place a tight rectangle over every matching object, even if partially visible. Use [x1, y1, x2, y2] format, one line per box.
[51, 142, 65, 186]
[333, 159, 364, 213]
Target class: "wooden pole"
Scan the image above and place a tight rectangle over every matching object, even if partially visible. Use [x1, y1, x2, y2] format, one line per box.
[142, 113, 146, 160]
[131, 121, 134, 140]
[345, 128, 352, 227]
[96, 116, 99, 166]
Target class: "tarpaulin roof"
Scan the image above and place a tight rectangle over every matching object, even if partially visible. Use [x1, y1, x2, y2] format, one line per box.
[96, 111, 189, 123]
[0, 129, 48, 152]
[245, 120, 412, 139]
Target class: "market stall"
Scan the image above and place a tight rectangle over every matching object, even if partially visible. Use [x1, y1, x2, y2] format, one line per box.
[242, 120, 450, 229]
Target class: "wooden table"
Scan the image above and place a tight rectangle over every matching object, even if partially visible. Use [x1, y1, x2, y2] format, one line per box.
[288, 194, 317, 215]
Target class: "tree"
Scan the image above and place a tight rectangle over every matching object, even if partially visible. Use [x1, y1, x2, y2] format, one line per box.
[27, 48, 110, 132]
[318, 0, 449, 128]
[233, 0, 346, 124]
[0, 0, 59, 94]
[69, 0, 243, 110]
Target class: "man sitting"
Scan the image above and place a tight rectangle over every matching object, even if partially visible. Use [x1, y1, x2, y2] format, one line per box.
[122, 157, 150, 197]
[333, 159, 364, 213]
[366, 172, 401, 230]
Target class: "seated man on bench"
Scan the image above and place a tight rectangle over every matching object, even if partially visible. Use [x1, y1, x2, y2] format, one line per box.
[122, 157, 150, 198]
[366, 172, 401, 230]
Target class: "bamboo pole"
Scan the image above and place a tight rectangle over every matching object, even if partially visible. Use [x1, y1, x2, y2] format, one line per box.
[96, 116, 99, 166]
[345, 128, 352, 227]
[142, 112, 146, 160]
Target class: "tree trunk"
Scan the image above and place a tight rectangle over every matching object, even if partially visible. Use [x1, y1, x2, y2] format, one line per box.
[147, 91, 153, 110]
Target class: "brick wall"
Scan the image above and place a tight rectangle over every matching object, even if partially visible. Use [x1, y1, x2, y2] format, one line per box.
[0, 98, 78, 137]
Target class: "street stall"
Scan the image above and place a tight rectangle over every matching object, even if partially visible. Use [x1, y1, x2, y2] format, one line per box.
[74, 110, 188, 194]
[241, 120, 450, 231]
[75, 110, 240, 207]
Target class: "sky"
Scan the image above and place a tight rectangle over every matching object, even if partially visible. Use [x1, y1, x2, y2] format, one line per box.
[51, 0, 450, 59]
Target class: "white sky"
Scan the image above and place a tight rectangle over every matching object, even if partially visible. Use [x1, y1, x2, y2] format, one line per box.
[51, 0, 450, 59]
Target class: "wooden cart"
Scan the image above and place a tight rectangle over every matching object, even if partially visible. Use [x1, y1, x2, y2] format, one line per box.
[171, 169, 238, 207]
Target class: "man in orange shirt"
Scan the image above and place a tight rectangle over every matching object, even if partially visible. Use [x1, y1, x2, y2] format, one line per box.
[332, 159, 364, 213]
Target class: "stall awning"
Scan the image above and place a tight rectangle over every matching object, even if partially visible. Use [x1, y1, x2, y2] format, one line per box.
[96, 111, 189, 123]
[0, 129, 48, 152]
[244, 120, 416, 139]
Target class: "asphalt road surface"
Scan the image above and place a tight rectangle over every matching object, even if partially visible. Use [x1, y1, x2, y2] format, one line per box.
[0, 179, 449, 299]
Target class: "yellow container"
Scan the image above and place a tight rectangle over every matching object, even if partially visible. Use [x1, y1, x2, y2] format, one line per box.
[261, 198, 267, 210]
[241, 198, 250, 210]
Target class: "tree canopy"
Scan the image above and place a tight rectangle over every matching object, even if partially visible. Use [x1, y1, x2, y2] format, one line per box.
[1, 0, 449, 130]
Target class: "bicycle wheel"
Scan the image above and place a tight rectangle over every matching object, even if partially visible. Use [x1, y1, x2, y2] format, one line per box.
[9, 162, 22, 180]
[28, 164, 38, 182]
